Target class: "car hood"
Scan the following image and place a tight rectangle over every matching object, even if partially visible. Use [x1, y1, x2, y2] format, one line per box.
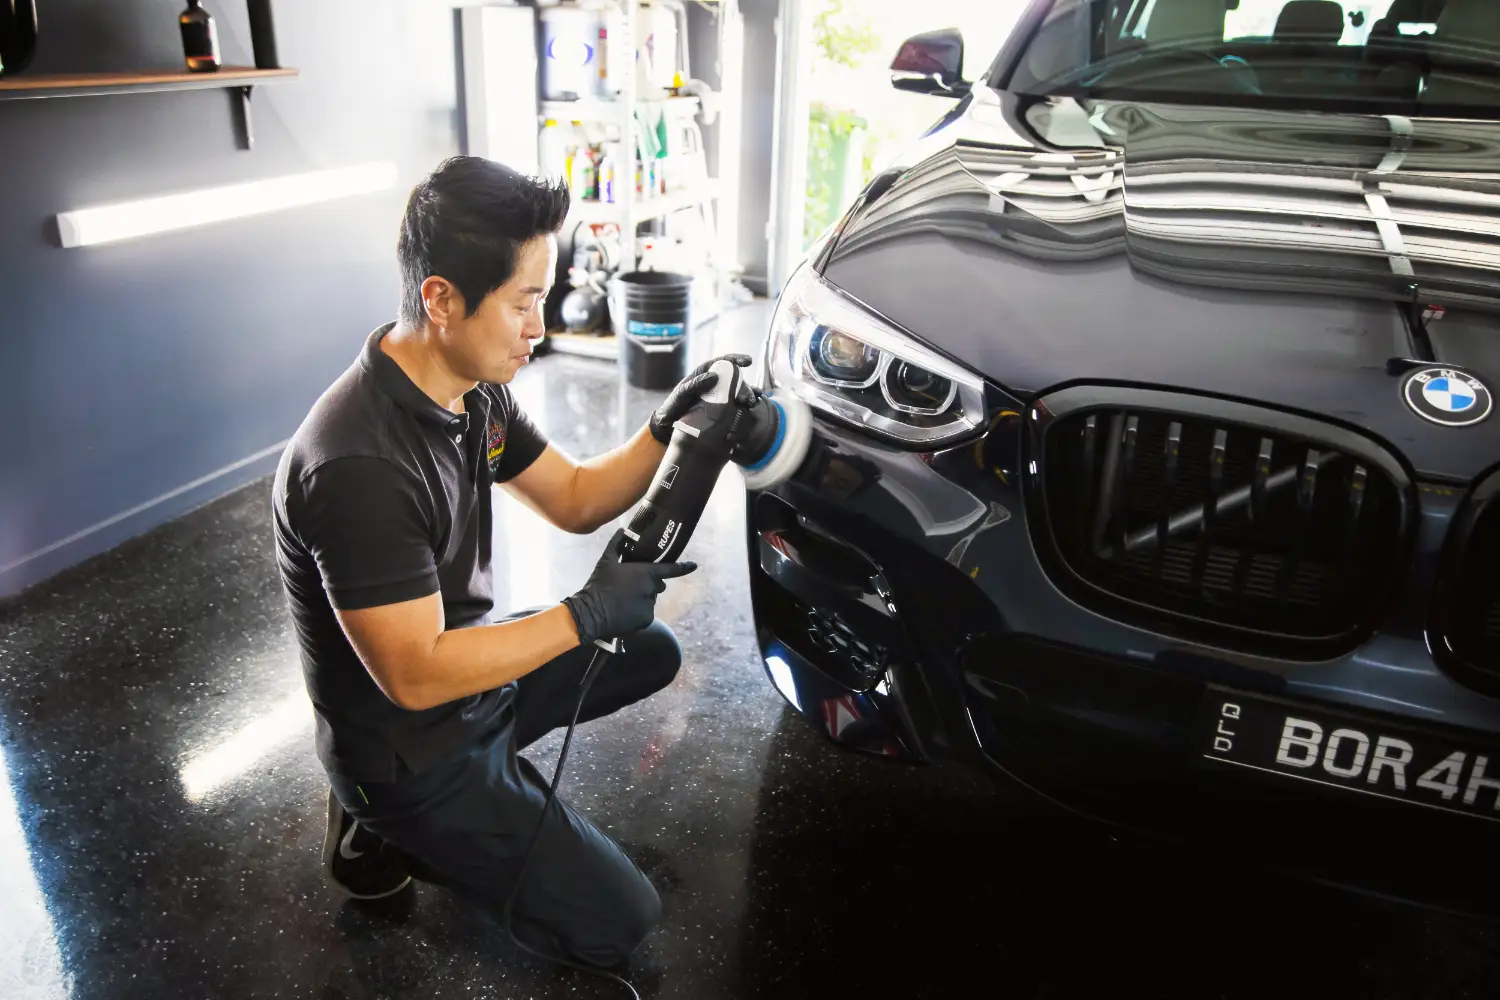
[820, 87, 1500, 482]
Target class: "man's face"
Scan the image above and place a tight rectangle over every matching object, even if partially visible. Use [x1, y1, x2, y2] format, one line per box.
[446, 234, 556, 385]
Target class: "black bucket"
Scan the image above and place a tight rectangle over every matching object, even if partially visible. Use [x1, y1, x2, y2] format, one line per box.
[615, 270, 692, 390]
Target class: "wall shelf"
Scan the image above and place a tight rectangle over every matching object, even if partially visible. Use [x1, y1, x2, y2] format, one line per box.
[0, 67, 297, 100]
[0, 68, 299, 149]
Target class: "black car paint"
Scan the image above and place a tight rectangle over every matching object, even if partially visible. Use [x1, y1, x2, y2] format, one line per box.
[747, 26, 1500, 906]
[822, 93, 1500, 482]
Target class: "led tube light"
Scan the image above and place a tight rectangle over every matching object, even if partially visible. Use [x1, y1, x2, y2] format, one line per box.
[56, 161, 399, 248]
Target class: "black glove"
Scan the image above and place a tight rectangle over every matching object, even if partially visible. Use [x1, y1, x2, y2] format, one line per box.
[648, 354, 754, 444]
[563, 530, 697, 645]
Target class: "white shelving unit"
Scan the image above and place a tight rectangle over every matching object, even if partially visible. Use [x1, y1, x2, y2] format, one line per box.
[539, 0, 723, 359]
[543, 103, 720, 270]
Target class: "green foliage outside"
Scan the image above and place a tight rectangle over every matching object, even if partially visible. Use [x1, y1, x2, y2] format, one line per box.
[805, 103, 873, 247]
[813, 0, 880, 68]
[804, 0, 881, 247]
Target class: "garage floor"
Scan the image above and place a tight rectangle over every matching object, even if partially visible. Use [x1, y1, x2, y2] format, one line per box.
[2, 300, 1497, 1000]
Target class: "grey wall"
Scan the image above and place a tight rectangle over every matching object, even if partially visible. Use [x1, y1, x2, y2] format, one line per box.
[736, 0, 778, 293]
[0, 0, 464, 598]
[684, 0, 777, 291]
[684, 2, 721, 180]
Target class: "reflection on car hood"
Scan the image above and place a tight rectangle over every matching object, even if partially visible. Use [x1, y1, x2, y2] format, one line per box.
[820, 86, 1500, 482]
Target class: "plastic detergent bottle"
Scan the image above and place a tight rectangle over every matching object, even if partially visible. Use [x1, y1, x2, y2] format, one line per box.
[599, 145, 618, 204]
[570, 146, 596, 201]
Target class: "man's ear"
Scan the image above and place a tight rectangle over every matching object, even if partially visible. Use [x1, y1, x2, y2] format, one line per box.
[420, 276, 466, 328]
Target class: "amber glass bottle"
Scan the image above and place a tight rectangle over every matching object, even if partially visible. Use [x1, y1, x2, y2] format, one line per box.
[180, 1, 221, 73]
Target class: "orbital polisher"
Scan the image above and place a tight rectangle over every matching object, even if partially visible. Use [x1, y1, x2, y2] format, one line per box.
[611, 356, 814, 572]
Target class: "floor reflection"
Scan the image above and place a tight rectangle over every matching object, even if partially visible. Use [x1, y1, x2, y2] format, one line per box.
[0, 745, 70, 1000]
[179, 684, 312, 803]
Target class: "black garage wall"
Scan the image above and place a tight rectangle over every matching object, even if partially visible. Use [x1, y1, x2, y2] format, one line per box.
[0, 0, 463, 598]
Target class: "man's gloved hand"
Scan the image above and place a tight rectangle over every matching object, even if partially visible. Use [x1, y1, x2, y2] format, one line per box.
[563, 530, 697, 645]
[648, 354, 754, 444]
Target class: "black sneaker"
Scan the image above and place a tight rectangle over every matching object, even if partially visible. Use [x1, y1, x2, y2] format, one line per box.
[321, 789, 412, 900]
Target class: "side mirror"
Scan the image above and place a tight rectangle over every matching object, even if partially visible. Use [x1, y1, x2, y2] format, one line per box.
[890, 28, 970, 97]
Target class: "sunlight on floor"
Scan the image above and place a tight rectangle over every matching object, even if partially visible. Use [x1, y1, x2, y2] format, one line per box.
[0, 748, 69, 1000]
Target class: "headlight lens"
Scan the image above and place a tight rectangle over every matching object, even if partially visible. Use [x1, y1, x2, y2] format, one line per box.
[810, 327, 881, 387]
[764, 267, 987, 446]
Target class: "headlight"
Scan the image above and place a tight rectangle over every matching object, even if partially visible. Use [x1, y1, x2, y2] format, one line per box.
[764, 266, 987, 447]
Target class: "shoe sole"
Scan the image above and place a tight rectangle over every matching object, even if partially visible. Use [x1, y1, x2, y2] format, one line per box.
[322, 789, 413, 901]
[339, 874, 414, 902]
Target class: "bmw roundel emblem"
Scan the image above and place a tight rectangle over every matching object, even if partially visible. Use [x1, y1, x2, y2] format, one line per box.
[1402, 367, 1493, 427]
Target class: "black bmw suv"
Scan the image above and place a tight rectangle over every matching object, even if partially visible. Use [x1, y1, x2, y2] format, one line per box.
[747, 0, 1500, 906]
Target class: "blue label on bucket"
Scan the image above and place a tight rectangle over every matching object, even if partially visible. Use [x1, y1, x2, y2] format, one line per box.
[628, 320, 686, 340]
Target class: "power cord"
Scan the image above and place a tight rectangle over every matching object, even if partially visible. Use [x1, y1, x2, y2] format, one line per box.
[503, 644, 642, 1000]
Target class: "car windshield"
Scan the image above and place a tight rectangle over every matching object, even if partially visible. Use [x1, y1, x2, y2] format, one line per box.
[1005, 0, 1500, 113]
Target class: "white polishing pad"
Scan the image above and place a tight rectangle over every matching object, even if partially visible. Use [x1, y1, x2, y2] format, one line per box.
[742, 392, 814, 492]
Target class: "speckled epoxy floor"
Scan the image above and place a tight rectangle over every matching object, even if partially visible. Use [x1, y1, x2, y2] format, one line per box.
[2, 301, 1498, 999]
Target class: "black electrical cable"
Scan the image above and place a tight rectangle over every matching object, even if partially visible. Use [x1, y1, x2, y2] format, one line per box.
[502, 644, 641, 1000]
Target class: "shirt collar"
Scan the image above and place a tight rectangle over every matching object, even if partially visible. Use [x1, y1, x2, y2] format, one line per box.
[360, 323, 490, 434]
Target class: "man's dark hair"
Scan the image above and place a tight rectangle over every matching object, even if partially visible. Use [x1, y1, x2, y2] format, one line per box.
[397, 156, 570, 326]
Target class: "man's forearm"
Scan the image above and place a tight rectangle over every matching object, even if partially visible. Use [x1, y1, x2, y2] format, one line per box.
[395, 604, 581, 711]
[568, 423, 667, 533]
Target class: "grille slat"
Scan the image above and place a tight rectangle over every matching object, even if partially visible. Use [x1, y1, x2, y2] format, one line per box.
[1449, 489, 1500, 669]
[1080, 414, 1099, 543]
[1093, 413, 1127, 555]
[1191, 429, 1229, 591]
[1339, 464, 1369, 604]
[1041, 407, 1404, 645]
[1277, 449, 1325, 600]
[1156, 421, 1182, 579]
[1232, 436, 1276, 597]
[1117, 416, 1140, 559]
[1343, 465, 1368, 556]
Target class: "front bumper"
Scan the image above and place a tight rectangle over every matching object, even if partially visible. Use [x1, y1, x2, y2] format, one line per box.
[746, 413, 1500, 909]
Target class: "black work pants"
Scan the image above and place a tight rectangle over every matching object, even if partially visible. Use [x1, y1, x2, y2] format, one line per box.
[328, 617, 682, 968]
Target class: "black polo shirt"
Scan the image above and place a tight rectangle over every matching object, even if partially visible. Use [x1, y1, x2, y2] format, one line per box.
[272, 323, 548, 780]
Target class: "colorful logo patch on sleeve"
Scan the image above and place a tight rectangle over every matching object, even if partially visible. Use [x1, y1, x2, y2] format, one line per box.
[486, 421, 507, 467]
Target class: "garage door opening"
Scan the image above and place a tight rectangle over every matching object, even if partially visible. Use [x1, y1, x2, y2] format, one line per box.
[769, 0, 1028, 289]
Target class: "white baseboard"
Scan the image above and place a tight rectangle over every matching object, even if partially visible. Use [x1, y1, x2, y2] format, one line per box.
[0, 440, 290, 600]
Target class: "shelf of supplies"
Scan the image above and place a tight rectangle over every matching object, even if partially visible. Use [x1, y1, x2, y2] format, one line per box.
[569, 179, 720, 225]
[0, 66, 298, 100]
[541, 95, 700, 124]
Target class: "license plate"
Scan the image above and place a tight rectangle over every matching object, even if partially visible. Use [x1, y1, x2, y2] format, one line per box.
[1199, 690, 1500, 824]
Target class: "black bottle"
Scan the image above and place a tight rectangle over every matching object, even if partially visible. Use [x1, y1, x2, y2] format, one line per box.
[246, 0, 279, 69]
[0, 0, 40, 78]
[180, 0, 220, 73]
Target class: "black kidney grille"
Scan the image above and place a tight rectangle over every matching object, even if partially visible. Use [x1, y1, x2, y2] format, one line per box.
[1042, 410, 1404, 641]
[1451, 497, 1500, 666]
